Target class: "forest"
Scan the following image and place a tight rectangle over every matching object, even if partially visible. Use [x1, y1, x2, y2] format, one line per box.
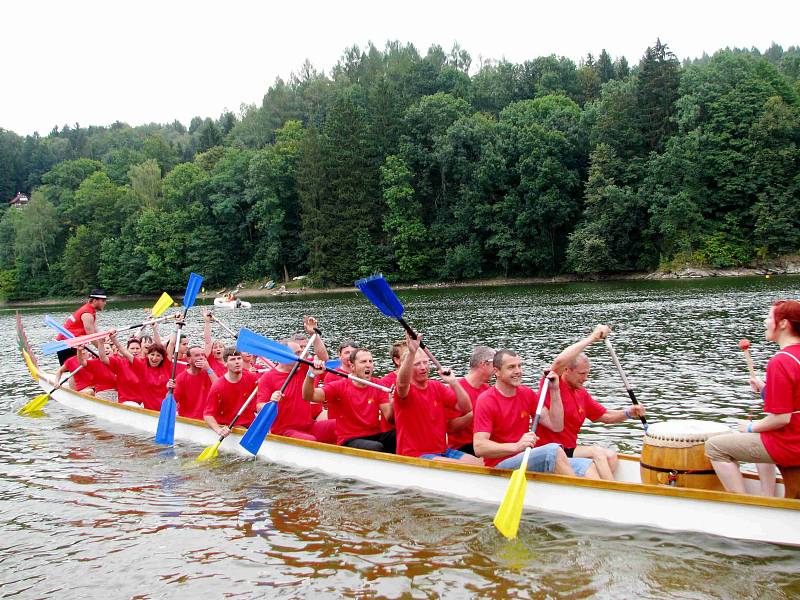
[0, 39, 798, 300]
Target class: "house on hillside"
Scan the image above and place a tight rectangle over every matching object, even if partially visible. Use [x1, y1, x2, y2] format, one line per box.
[9, 192, 29, 210]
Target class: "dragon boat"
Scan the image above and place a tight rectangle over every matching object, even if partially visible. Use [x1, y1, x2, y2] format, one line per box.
[16, 314, 800, 546]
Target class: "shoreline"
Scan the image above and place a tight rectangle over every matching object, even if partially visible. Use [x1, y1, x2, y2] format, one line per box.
[3, 262, 798, 309]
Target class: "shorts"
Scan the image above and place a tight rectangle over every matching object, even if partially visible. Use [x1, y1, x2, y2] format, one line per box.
[96, 389, 118, 402]
[569, 457, 594, 476]
[705, 432, 773, 464]
[420, 448, 465, 460]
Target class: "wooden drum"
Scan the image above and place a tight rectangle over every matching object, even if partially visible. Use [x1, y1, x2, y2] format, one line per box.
[640, 420, 731, 490]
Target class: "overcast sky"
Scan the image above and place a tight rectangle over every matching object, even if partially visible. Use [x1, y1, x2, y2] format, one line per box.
[2, 0, 798, 136]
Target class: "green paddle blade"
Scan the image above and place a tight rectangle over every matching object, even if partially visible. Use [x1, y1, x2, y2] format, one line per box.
[19, 393, 50, 415]
[196, 440, 221, 462]
[493, 459, 529, 539]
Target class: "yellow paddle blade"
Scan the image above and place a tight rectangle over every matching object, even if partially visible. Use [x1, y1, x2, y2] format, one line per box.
[22, 350, 38, 379]
[196, 441, 221, 462]
[19, 393, 50, 416]
[151, 292, 175, 318]
[493, 465, 529, 539]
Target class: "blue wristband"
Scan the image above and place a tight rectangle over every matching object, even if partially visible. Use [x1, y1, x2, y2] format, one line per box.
[747, 422, 753, 433]
[206, 368, 214, 376]
[306, 369, 316, 379]
[624, 408, 632, 419]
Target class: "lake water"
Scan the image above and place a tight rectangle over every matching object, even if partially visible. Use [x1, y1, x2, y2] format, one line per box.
[2, 277, 800, 598]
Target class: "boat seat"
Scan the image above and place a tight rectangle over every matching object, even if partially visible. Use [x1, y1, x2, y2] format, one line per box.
[778, 466, 800, 499]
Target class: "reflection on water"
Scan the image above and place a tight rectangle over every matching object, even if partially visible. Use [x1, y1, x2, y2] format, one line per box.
[2, 276, 800, 598]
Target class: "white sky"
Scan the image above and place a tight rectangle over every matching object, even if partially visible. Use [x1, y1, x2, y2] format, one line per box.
[2, 0, 798, 136]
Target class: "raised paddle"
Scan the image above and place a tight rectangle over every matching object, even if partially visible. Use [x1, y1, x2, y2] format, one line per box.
[196, 384, 260, 462]
[208, 313, 277, 371]
[42, 315, 173, 354]
[355, 274, 449, 375]
[236, 329, 388, 391]
[237, 331, 318, 455]
[604, 337, 648, 431]
[155, 272, 204, 445]
[494, 374, 551, 539]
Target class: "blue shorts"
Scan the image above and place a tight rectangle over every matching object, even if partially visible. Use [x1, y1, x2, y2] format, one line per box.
[420, 448, 465, 460]
[495, 443, 594, 477]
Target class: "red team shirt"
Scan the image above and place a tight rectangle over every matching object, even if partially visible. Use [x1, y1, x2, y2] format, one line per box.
[761, 344, 800, 466]
[82, 358, 117, 392]
[107, 355, 140, 403]
[536, 376, 606, 449]
[205, 371, 259, 427]
[133, 357, 174, 411]
[473, 386, 537, 467]
[323, 378, 387, 445]
[256, 364, 315, 434]
[207, 355, 228, 377]
[446, 378, 489, 449]
[174, 369, 214, 420]
[63, 355, 93, 392]
[394, 380, 457, 457]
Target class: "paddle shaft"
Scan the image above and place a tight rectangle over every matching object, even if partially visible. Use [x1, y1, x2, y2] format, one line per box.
[519, 376, 552, 473]
[396, 317, 450, 376]
[279, 334, 317, 395]
[48, 365, 85, 394]
[604, 338, 648, 429]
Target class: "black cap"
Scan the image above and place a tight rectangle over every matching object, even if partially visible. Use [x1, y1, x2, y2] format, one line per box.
[89, 288, 108, 299]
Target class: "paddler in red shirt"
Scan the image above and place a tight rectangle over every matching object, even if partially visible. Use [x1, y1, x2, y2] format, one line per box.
[303, 347, 394, 451]
[55, 288, 108, 365]
[77, 339, 118, 402]
[256, 316, 335, 443]
[446, 345, 496, 456]
[394, 334, 482, 464]
[204, 348, 259, 438]
[169, 345, 218, 420]
[537, 324, 646, 480]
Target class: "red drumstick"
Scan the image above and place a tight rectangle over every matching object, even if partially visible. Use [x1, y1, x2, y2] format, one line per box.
[738, 338, 757, 379]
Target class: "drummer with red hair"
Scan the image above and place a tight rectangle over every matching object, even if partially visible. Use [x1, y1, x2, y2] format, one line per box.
[706, 299, 800, 494]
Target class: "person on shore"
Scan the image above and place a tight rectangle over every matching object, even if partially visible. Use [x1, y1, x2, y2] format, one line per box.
[394, 334, 482, 464]
[169, 345, 218, 420]
[706, 300, 800, 494]
[255, 317, 335, 443]
[111, 335, 172, 410]
[473, 350, 592, 476]
[447, 346, 495, 455]
[536, 325, 646, 480]
[303, 348, 394, 451]
[77, 339, 118, 401]
[55, 288, 108, 365]
[204, 348, 259, 438]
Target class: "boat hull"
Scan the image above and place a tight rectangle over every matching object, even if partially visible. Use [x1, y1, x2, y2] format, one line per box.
[16, 314, 800, 546]
[214, 297, 252, 309]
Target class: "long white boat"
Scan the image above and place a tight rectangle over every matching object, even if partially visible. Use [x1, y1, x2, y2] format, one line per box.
[16, 315, 800, 546]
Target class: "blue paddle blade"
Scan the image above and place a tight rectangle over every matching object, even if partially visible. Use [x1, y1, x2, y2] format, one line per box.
[44, 315, 74, 339]
[237, 329, 297, 363]
[155, 392, 177, 445]
[42, 340, 69, 355]
[355, 274, 405, 319]
[182, 272, 204, 309]
[325, 359, 342, 370]
[239, 401, 278, 455]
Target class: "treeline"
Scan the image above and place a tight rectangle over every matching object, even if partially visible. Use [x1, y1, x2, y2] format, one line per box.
[1, 40, 799, 299]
